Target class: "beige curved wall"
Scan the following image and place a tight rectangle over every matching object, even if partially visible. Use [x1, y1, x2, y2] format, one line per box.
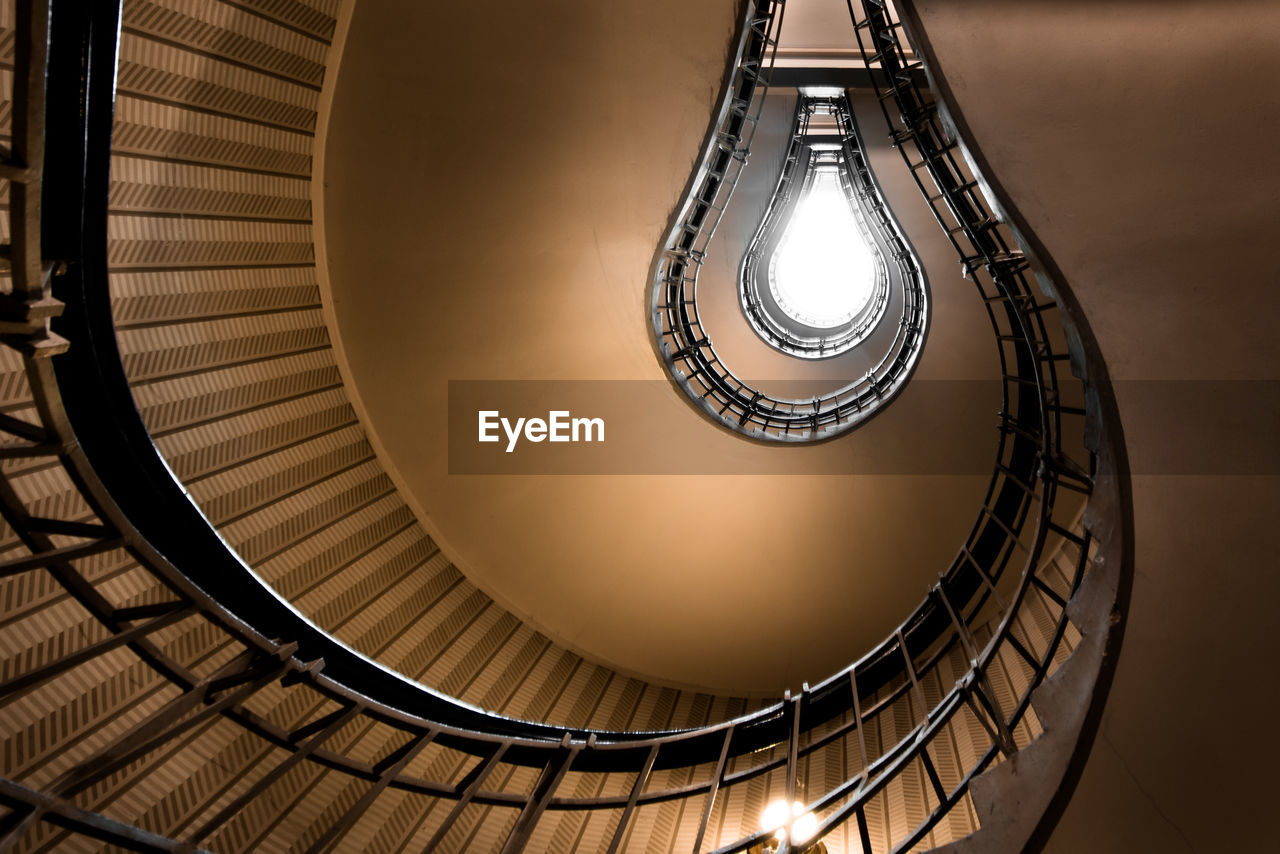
[320, 0, 1000, 695]
[908, 2, 1280, 851]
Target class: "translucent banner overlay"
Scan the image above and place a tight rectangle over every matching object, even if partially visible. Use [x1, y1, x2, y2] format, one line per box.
[447, 379, 1278, 475]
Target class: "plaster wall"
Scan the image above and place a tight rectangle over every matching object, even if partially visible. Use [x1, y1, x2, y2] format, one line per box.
[912, 2, 1280, 849]
[322, 0, 1002, 694]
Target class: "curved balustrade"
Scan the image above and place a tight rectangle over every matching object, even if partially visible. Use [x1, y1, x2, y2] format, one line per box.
[0, 1, 1129, 852]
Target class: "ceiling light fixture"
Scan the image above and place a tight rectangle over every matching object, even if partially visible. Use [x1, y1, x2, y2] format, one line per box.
[753, 799, 828, 853]
[737, 95, 903, 363]
[770, 164, 877, 328]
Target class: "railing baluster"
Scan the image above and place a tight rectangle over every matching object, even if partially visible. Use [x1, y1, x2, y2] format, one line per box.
[305, 728, 436, 854]
[897, 630, 930, 724]
[424, 741, 510, 853]
[0, 537, 125, 578]
[691, 726, 735, 854]
[188, 704, 364, 845]
[920, 748, 948, 804]
[785, 690, 802, 804]
[855, 804, 874, 854]
[53, 648, 295, 802]
[850, 669, 870, 775]
[606, 743, 659, 854]
[0, 602, 193, 699]
[500, 735, 578, 854]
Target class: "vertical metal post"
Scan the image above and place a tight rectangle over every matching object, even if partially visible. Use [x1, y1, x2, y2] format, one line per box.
[499, 736, 578, 854]
[850, 670, 869, 774]
[961, 546, 1007, 611]
[424, 741, 510, 852]
[304, 728, 436, 854]
[7, 0, 49, 303]
[690, 726, 734, 854]
[855, 804, 873, 854]
[935, 582, 979, 664]
[897, 629, 930, 725]
[919, 748, 948, 805]
[188, 704, 363, 844]
[605, 743, 658, 854]
[0, 602, 192, 699]
[51, 647, 293, 802]
[778, 691, 802, 854]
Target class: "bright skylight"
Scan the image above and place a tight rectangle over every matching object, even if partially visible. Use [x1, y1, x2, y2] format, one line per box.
[770, 167, 877, 328]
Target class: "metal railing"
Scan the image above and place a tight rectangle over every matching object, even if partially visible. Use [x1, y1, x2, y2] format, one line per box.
[0, 0, 1126, 851]
[650, 20, 927, 442]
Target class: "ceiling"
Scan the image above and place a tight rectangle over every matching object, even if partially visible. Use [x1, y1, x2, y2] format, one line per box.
[320, 0, 1001, 694]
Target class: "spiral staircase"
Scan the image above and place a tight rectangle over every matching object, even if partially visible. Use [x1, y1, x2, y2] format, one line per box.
[0, 0, 1156, 851]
